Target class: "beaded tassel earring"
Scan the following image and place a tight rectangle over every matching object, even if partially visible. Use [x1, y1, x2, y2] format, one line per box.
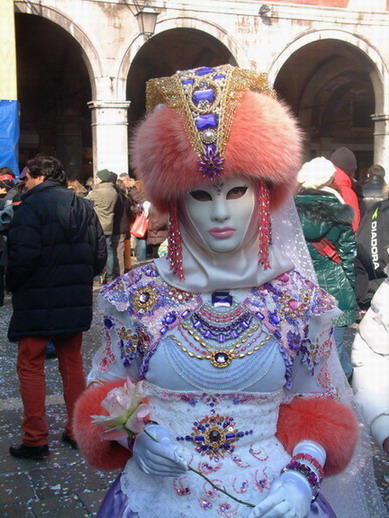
[167, 203, 184, 279]
[258, 180, 271, 269]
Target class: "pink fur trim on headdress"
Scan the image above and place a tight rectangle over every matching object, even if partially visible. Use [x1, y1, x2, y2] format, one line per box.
[73, 380, 132, 471]
[276, 397, 358, 476]
[131, 91, 303, 212]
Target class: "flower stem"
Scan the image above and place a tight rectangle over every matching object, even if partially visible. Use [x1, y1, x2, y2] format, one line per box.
[144, 429, 255, 508]
[187, 465, 255, 508]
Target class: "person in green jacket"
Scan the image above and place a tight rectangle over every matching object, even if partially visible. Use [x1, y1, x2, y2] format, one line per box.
[296, 157, 356, 380]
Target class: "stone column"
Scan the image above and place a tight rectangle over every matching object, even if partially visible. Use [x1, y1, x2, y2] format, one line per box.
[371, 113, 389, 182]
[88, 100, 131, 176]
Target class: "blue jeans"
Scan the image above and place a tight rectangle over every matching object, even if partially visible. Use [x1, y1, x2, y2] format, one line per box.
[95, 235, 115, 283]
[105, 235, 115, 281]
[135, 238, 147, 261]
[333, 326, 353, 379]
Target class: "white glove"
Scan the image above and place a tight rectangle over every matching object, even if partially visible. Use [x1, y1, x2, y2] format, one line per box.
[249, 440, 326, 518]
[249, 470, 312, 518]
[133, 424, 189, 477]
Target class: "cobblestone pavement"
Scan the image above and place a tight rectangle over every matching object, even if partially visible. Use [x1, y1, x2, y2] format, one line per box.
[0, 289, 388, 517]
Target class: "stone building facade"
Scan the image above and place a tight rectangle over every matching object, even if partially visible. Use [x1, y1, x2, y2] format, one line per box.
[8, 0, 389, 180]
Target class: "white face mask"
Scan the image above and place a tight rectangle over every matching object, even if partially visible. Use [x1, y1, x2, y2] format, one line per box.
[183, 176, 256, 253]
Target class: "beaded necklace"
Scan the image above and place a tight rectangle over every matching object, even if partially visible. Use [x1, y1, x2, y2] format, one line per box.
[170, 329, 271, 368]
[164, 335, 280, 391]
[187, 309, 253, 343]
[167, 290, 271, 367]
[180, 321, 260, 353]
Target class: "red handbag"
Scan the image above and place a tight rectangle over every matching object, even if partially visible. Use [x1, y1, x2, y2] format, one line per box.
[130, 213, 149, 238]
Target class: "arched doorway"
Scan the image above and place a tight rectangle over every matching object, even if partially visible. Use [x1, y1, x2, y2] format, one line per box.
[126, 28, 237, 131]
[15, 13, 92, 181]
[274, 39, 376, 181]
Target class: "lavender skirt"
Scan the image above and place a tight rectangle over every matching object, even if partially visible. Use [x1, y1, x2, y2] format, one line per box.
[97, 475, 337, 518]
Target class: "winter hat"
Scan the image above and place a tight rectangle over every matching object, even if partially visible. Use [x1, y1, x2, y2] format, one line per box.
[330, 147, 357, 177]
[130, 64, 303, 213]
[130, 65, 303, 278]
[19, 167, 28, 180]
[297, 157, 336, 190]
[97, 169, 112, 182]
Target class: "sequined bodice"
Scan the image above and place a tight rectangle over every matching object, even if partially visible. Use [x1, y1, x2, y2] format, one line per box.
[99, 263, 336, 391]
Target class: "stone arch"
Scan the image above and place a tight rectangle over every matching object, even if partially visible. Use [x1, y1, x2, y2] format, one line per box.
[116, 16, 240, 99]
[14, 1, 101, 98]
[268, 29, 387, 114]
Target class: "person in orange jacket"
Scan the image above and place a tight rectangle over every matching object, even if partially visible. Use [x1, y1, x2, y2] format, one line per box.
[330, 147, 363, 231]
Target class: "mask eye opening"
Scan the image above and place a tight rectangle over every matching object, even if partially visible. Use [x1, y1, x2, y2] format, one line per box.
[226, 186, 248, 200]
[189, 190, 213, 202]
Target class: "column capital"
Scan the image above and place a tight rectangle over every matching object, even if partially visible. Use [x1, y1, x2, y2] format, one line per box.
[88, 100, 131, 110]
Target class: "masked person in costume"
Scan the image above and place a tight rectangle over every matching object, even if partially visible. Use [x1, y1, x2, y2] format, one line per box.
[73, 66, 385, 518]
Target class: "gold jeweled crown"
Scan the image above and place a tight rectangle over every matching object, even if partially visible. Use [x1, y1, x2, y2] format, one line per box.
[146, 64, 275, 179]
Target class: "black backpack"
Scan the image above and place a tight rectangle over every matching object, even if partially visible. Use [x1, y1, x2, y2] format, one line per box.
[356, 199, 389, 279]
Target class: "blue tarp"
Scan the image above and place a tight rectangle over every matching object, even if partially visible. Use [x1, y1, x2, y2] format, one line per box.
[0, 100, 20, 176]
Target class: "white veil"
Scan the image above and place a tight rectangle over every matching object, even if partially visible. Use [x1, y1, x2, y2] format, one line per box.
[274, 201, 387, 517]
[155, 197, 387, 517]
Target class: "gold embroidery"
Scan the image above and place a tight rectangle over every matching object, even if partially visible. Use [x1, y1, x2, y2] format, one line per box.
[146, 65, 274, 162]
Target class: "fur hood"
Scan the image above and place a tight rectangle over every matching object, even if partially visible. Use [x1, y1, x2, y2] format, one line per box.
[296, 192, 355, 226]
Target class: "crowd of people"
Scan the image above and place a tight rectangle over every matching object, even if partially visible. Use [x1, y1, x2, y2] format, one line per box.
[0, 64, 387, 518]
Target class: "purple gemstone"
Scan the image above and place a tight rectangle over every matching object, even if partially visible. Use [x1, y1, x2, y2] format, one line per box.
[241, 321, 249, 329]
[274, 330, 282, 339]
[230, 330, 238, 339]
[225, 433, 235, 440]
[270, 313, 281, 324]
[195, 67, 214, 76]
[209, 430, 221, 443]
[139, 292, 150, 303]
[165, 313, 176, 324]
[195, 435, 205, 442]
[256, 311, 265, 320]
[206, 143, 216, 154]
[212, 291, 233, 307]
[192, 88, 215, 104]
[182, 78, 195, 85]
[195, 113, 218, 130]
[193, 319, 202, 329]
[181, 309, 190, 318]
[204, 330, 212, 339]
[104, 318, 114, 329]
[215, 352, 229, 364]
[160, 326, 168, 335]
[218, 334, 225, 343]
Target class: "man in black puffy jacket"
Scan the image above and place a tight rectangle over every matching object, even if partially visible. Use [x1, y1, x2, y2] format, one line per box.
[6, 156, 107, 460]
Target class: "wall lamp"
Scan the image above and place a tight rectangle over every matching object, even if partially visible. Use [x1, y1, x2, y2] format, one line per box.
[135, 4, 159, 39]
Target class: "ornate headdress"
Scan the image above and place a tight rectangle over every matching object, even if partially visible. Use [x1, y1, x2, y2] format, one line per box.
[131, 64, 303, 278]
